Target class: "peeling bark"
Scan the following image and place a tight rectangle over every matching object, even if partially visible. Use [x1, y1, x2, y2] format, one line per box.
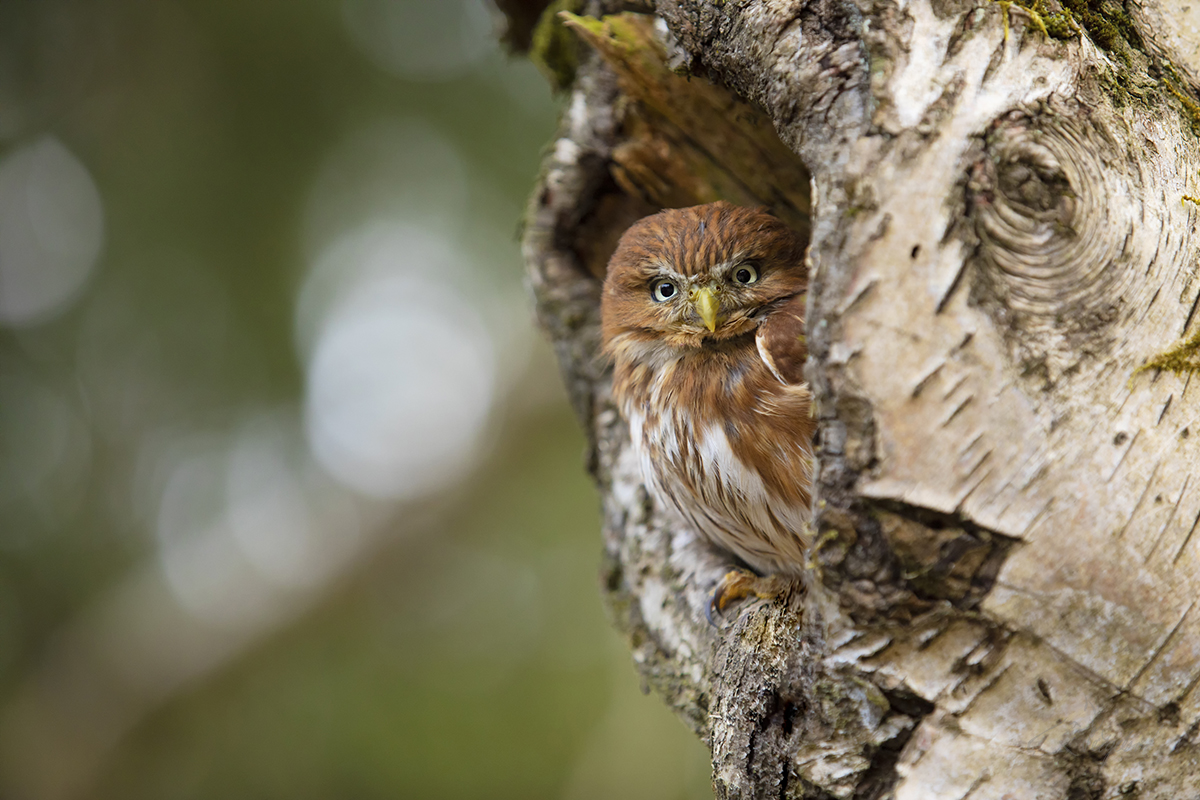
[514, 0, 1200, 796]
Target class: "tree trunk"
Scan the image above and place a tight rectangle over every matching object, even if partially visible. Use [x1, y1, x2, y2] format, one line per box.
[511, 0, 1200, 796]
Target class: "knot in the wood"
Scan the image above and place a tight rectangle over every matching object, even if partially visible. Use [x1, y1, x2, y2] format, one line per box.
[968, 112, 1135, 324]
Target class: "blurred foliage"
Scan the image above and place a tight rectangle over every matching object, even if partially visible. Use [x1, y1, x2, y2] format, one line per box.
[0, 1, 710, 798]
[92, 409, 711, 800]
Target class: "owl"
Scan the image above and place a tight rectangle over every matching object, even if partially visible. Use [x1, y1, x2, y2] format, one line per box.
[600, 201, 814, 618]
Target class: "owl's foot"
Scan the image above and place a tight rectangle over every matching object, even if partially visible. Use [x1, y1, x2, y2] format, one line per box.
[705, 569, 791, 624]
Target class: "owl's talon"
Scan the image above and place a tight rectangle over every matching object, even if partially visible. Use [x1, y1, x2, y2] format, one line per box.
[706, 569, 790, 624]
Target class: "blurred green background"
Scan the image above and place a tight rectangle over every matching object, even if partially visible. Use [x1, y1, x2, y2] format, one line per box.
[0, 1, 710, 798]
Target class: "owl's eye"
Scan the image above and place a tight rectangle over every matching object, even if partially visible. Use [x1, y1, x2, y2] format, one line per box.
[733, 264, 759, 285]
[651, 280, 678, 302]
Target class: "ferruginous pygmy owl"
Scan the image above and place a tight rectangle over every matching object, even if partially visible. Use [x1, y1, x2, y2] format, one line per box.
[601, 201, 814, 617]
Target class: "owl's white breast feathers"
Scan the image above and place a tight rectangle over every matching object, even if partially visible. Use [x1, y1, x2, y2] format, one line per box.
[625, 402, 809, 576]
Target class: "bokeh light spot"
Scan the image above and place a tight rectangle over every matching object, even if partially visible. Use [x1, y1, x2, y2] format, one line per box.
[341, 0, 494, 82]
[305, 277, 495, 500]
[0, 137, 104, 326]
[302, 117, 469, 258]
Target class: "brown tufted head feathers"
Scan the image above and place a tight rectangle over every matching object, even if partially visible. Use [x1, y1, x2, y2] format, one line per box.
[600, 202, 808, 353]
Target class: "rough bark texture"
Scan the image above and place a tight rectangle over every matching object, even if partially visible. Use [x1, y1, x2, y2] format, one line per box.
[516, 0, 1200, 796]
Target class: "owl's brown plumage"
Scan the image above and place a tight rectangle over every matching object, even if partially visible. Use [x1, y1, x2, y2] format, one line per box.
[601, 201, 814, 580]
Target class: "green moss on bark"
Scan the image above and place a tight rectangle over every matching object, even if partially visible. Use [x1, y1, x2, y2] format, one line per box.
[1137, 327, 1200, 378]
[529, 0, 583, 92]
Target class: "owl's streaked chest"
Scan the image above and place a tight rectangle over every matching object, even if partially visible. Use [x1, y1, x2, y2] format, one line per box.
[619, 351, 811, 576]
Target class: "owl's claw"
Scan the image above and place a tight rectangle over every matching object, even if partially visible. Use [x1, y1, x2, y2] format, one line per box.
[705, 569, 790, 625]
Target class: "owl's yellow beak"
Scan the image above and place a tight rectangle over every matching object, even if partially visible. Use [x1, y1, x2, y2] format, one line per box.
[691, 286, 720, 332]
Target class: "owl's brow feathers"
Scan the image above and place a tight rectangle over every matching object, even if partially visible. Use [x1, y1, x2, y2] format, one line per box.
[610, 202, 804, 279]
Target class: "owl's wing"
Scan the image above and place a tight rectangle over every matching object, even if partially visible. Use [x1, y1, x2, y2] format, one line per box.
[756, 293, 807, 386]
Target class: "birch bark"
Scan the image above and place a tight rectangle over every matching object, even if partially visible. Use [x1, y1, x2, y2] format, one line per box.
[513, 0, 1200, 795]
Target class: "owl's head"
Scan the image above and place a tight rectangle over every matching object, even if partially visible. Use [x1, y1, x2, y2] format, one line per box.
[601, 202, 807, 356]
